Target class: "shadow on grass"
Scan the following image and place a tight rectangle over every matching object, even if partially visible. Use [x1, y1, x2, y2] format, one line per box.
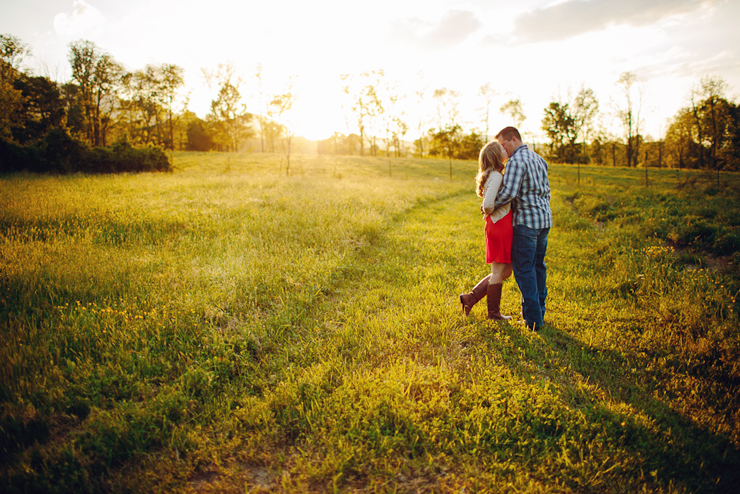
[475, 319, 740, 493]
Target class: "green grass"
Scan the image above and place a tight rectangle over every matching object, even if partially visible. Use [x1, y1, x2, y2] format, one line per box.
[1, 155, 739, 492]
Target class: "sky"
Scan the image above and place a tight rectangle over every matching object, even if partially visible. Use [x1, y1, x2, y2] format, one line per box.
[1, 0, 739, 141]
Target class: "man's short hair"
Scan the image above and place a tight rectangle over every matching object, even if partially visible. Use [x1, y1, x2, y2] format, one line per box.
[496, 126, 521, 142]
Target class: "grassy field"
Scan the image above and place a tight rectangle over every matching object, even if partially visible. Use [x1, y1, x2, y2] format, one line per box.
[1, 152, 739, 493]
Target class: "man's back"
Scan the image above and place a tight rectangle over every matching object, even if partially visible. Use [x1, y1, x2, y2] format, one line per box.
[496, 144, 552, 230]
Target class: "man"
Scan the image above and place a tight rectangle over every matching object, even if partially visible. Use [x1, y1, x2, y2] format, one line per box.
[494, 127, 552, 330]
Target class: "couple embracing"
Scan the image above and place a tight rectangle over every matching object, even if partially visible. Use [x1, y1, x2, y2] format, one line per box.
[459, 127, 552, 331]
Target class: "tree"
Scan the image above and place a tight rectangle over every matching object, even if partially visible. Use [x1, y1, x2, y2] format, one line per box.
[500, 99, 526, 129]
[204, 63, 252, 152]
[210, 80, 248, 151]
[695, 76, 732, 178]
[159, 64, 184, 149]
[413, 72, 430, 157]
[588, 127, 626, 167]
[616, 72, 642, 167]
[478, 83, 496, 141]
[253, 64, 286, 154]
[90, 52, 121, 147]
[12, 74, 66, 143]
[173, 104, 196, 151]
[171, 97, 194, 151]
[0, 34, 29, 82]
[662, 76, 739, 177]
[60, 82, 84, 138]
[664, 108, 696, 169]
[541, 101, 577, 163]
[270, 88, 296, 175]
[186, 117, 215, 151]
[341, 70, 383, 156]
[68, 40, 123, 146]
[432, 87, 460, 132]
[263, 118, 282, 153]
[681, 76, 737, 181]
[317, 132, 361, 156]
[392, 117, 409, 158]
[458, 130, 485, 160]
[588, 134, 607, 166]
[121, 65, 162, 145]
[0, 81, 23, 141]
[572, 86, 599, 161]
[724, 102, 740, 171]
[255, 63, 268, 152]
[689, 84, 707, 170]
[377, 76, 408, 174]
[429, 124, 461, 180]
[0, 34, 30, 141]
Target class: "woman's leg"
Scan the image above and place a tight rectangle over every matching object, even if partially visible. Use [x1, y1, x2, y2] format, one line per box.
[487, 262, 512, 320]
[460, 274, 490, 316]
[489, 261, 512, 283]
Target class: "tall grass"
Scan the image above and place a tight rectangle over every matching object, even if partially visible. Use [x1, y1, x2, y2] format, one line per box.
[1, 155, 738, 492]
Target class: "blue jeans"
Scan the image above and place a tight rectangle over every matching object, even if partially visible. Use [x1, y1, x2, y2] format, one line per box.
[511, 225, 549, 329]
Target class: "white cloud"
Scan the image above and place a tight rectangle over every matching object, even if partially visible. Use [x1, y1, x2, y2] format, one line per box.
[426, 10, 483, 48]
[54, 0, 106, 37]
[511, 0, 721, 43]
[387, 10, 483, 51]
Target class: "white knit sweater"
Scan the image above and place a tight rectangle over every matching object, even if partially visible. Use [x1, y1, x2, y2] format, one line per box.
[482, 171, 511, 223]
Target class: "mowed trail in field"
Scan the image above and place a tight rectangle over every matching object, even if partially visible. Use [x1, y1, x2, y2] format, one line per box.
[199, 173, 740, 493]
[203, 185, 572, 491]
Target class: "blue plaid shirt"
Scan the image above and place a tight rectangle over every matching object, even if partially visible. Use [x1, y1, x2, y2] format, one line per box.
[494, 144, 552, 230]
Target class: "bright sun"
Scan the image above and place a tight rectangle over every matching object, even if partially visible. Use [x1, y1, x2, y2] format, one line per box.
[288, 77, 348, 141]
[186, 79, 345, 142]
[290, 99, 345, 141]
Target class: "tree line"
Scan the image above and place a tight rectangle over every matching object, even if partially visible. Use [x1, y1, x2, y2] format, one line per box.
[537, 72, 740, 178]
[1, 33, 739, 177]
[1, 36, 171, 173]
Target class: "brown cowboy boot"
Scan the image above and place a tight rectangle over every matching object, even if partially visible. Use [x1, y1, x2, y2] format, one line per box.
[487, 283, 511, 320]
[460, 275, 490, 316]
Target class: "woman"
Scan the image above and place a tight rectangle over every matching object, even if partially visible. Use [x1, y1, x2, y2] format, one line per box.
[459, 141, 513, 320]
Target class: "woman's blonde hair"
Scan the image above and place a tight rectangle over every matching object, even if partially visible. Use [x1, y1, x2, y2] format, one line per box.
[476, 141, 506, 197]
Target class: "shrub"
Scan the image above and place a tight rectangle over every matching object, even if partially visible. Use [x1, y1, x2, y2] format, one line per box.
[714, 231, 740, 256]
[0, 130, 172, 174]
[0, 138, 42, 173]
[87, 138, 172, 174]
[677, 219, 717, 249]
[41, 127, 88, 173]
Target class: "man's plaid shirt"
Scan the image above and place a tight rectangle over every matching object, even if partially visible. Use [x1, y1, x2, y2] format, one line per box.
[494, 144, 553, 230]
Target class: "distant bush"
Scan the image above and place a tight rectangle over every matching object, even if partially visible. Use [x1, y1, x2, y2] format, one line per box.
[0, 137, 43, 172]
[41, 127, 88, 173]
[0, 129, 172, 174]
[86, 138, 172, 174]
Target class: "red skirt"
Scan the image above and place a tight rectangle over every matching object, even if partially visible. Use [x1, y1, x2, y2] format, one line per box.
[485, 210, 513, 264]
